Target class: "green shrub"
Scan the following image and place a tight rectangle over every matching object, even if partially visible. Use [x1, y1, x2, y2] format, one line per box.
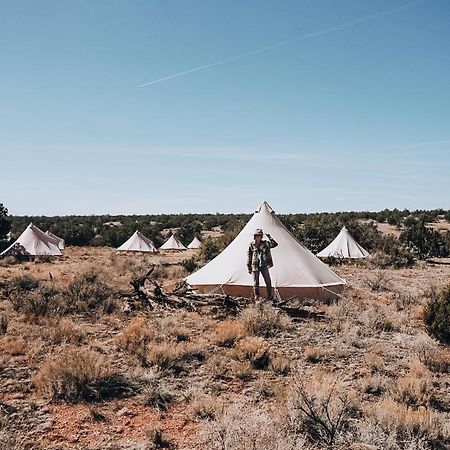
[181, 257, 198, 273]
[424, 284, 450, 344]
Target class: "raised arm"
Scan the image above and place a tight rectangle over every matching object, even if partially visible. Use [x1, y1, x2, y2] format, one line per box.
[266, 234, 278, 248]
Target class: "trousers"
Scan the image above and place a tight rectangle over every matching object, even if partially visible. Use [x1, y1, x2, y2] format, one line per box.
[252, 266, 273, 300]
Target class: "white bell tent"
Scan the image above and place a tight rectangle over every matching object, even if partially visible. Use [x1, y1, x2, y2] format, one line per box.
[117, 230, 157, 253]
[159, 234, 187, 251]
[187, 237, 202, 249]
[186, 202, 345, 300]
[317, 226, 370, 259]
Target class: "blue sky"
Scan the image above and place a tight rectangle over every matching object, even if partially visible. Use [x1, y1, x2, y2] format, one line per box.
[1, 0, 449, 215]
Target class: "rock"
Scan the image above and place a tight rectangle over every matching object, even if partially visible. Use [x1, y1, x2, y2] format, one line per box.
[39, 420, 53, 431]
[116, 407, 134, 417]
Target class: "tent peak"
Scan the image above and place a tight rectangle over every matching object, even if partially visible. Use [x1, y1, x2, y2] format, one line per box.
[257, 201, 274, 214]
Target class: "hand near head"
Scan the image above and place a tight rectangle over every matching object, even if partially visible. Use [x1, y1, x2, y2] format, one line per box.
[266, 233, 271, 238]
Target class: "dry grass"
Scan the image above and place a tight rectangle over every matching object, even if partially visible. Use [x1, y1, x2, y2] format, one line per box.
[51, 318, 86, 345]
[240, 302, 291, 337]
[33, 348, 132, 402]
[212, 319, 246, 347]
[230, 336, 271, 370]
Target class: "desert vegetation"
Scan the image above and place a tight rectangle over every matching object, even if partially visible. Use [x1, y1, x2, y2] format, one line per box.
[0, 245, 449, 449]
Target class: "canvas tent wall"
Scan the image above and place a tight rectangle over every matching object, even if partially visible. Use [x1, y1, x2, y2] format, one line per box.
[317, 226, 369, 259]
[45, 230, 65, 250]
[187, 237, 202, 249]
[159, 234, 186, 251]
[1, 223, 62, 257]
[117, 230, 157, 253]
[186, 202, 345, 300]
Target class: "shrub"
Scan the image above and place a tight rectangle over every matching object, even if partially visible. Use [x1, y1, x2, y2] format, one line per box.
[303, 346, 329, 364]
[190, 395, 220, 420]
[181, 257, 198, 273]
[270, 354, 291, 375]
[12, 286, 63, 320]
[212, 320, 246, 347]
[146, 426, 173, 449]
[51, 319, 86, 345]
[34, 348, 132, 402]
[0, 314, 7, 335]
[240, 303, 290, 337]
[145, 380, 177, 411]
[424, 284, 450, 344]
[116, 317, 154, 364]
[200, 238, 221, 262]
[372, 235, 415, 268]
[147, 342, 206, 373]
[231, 336, 271, 370]
[286, 375, 360, 448]
[418, 347, 450, 373]
[66, 270, 117, 314]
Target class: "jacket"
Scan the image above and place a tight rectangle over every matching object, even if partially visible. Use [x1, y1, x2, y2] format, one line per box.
[247, 236, 278, 272]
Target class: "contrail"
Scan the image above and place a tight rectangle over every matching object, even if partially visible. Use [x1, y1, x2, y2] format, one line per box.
[139, 1, 423, 88]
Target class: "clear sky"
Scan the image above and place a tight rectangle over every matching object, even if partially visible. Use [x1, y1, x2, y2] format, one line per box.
[1, 0, 449, 215]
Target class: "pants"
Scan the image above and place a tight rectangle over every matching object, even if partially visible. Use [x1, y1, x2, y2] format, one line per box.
[252, 266, 273, 300]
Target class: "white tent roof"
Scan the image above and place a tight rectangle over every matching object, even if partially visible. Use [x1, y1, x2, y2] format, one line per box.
[186, 202, 344, 294]
[117, 230, 157, 253]
[317, 226, 370, 259]
[1, 223, 62, 256]
[159, 234, 187, 250]
[187, 237, 202, 249]
[45, 230, 65, 250]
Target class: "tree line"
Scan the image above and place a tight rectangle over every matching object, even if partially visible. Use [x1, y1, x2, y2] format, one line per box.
[1, 202, 449, 264]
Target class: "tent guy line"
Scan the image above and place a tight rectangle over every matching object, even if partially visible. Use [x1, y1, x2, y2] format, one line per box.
[139, 0, 424, 88]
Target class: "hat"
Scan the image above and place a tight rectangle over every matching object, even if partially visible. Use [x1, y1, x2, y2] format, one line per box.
[253, 229, 264, 236]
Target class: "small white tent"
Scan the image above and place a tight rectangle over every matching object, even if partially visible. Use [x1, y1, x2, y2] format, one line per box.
[45, 230, 65, 250]
[1, 223, 62, 257]
[187, 237, 202, 249]
[186, 202, 345, 300]
[159, 234, 186, 251]
[117, 231, 157, 253]
[317, 226, 370, 259]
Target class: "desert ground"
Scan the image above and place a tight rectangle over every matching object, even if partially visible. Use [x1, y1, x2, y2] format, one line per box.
[1, 247, 449, 449]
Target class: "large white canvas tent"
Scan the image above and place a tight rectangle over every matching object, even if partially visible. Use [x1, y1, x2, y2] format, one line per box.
[1, 223, 62, 257]
[317, 226, 370, 259]
[45, 230, 65, 250]
[117, 230, 157, 253]
[186, 202, 345, 300]
[159, 234, 187, 251]
[187, 237, 202, 249]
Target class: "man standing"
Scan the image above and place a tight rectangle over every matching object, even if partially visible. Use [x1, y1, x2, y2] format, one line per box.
[247, 229, 278, 300]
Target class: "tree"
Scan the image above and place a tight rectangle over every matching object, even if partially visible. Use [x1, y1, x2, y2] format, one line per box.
[0, 203, 12, 251]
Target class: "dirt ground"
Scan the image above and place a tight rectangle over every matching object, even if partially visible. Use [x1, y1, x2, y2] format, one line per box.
[0, 248, 449, 449]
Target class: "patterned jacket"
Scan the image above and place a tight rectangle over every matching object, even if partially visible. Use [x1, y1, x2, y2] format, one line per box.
[247, 236, 278, 272]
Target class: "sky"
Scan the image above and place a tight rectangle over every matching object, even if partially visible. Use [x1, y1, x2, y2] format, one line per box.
[0, 0, 449, 215]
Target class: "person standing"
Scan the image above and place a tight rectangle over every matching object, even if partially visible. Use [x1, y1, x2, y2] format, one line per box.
[247, 229, 278, 300]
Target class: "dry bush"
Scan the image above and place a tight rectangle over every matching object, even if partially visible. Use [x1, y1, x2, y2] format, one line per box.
[147, 341, 206, 373]
[424, 283, 450, 344]
[146, 425, 173, 449]
[230, 361, 255, 381]
[364, 352, 385, 374]
[199, 403, 311, 450]
[116, 317, 154, 364]
[0, 314, 7, 335]
[1, 336, 27, 357]
[270, 354, 291, 375]
[34, 348, 132, 402]
[51, 318, 85, 345]
[285, 374, 360, 448]
[230, 336, 271, 370]
[365, 271, 392, 292]
[418, 347, 450, 373]
[360, 375, 389, 397]
[391, 376, 434, 408]
[365, 398, 448, 445]
[208, 354, 230, 379]
[66, 269, 117, 314]
[156, 316, 190, 342]
[240, 302, 290, 337]
[190, 395, 221, 420]
[145, 379, 177, 411]
[212, 320, 246, 347]
[304, 346, 329, 364]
